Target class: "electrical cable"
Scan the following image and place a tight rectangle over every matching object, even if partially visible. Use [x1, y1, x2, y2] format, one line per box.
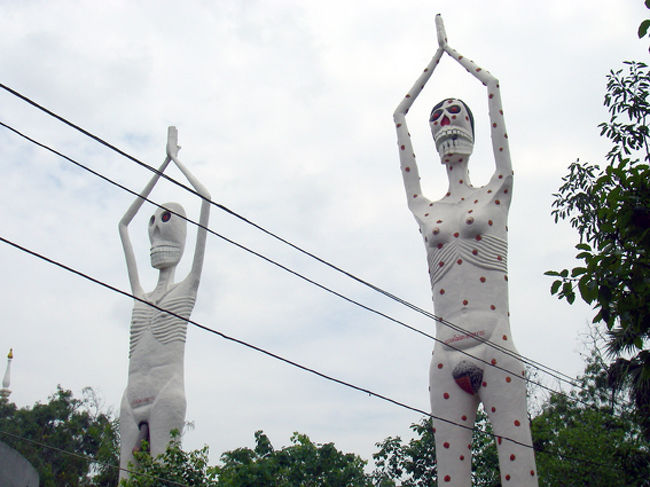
[0, 118, 615, 414]
[0, 119, 595, 412]
[0, 234, 618, 472]
[0, 82, 580, 390]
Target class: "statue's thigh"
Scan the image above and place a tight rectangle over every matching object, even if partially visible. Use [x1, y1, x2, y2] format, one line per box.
[148, 378, 187, 457]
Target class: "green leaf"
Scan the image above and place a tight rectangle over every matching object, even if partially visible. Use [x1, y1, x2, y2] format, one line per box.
[571, 267, 587, 277]
[551, 280, 562, 295]
[544, 270, 561, 277]
[575, 243, 592, 251]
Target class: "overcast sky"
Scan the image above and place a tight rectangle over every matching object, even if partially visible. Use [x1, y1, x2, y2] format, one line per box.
[1, 0, 648, 469]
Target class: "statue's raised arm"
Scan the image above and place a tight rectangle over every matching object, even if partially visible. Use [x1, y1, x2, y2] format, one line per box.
[165, 128, 211, 289]
[393, 22, 445, 213]
[438, 14, 513, 179]
[118, 138, 172, 297]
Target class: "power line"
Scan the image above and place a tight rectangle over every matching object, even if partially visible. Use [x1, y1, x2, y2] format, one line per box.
[0, 119, 593, 411]
[0, 430, 191, 487]
[0, 234, 617, 472]
[0, 82, 580, 390]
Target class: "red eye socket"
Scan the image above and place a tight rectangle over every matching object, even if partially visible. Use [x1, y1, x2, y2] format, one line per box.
[448, 105, 461, 113]
[431, 109, 443, 122]
[161, 211, 171, 222]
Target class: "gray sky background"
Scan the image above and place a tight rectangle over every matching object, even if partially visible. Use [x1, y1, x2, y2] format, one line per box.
[1, 0, 648, 468]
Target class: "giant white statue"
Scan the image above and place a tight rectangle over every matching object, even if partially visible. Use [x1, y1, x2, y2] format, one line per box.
[117, 127, 210, 480]
[393, 16, 538, 486]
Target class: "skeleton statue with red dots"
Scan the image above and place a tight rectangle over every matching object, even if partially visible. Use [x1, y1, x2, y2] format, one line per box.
[117, 127, 211, 481]
[393, 15, 538, 486]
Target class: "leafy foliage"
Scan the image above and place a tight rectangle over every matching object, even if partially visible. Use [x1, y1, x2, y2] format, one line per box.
[532, 342, 650, 487]
[546, 60, 650, 436]
[371, 411, 499, 487]
[0, 386, 119, 487]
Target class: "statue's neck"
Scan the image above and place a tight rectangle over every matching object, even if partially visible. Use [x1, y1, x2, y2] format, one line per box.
[154, 267, 176, 295]
[444, 156, 471, 192]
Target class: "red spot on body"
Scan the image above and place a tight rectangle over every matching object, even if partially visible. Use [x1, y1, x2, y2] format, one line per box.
[461, 415, 467, 421]
[487, 189, 493, 194]
[502, 335, 508, 341]
[497, 437, 502, 444]
[438, 363, 444, 369]
[490, 305, 496, 310]
[472, 249, 478, 255]
[437, 243, 443, 249]
[495, 200, 501, 205]
[476, 68, 482, 72]
[459, 179, 464, 184]
[413, 194, 418, 198]
[444, 475, 451, 482]
[424, 213, 429, 217]
[499, 109, 503, 115]
[405, 94, 410, 98]
[405, 167, 410, 172]
[444, 392, 450, 399]
[443, 442, 450, 448]
[488, 220, 493, 225]
[446, 192, 451, 197]
[454, 232, 459, 238]
[499, 147, 503, 151]
[439, 289, 445, 295]
[489, 94, 494, 99]
[506, 376, 512, 383]
[505, 474, 511, 481]
[498, 174, 503, 179]
[504, 189, 508, 193]
[463, 299, 468, 306]
[460, 455, 465, 460]
[439, 261, 444, 267]
[400, 145, 405, 150]
[491, 359, 497, 365]
[531, 470, 536, 476]
[482, 381, 487, 387]
[457, 259, 463, 265]
[514, 420, 521, 427]
[492, 122, 497, 128]
[480, 276, 486, 283]
[474, 199, 478, 203]
[510, 454, 516, 461]
[497, 255, 502, 261]
[475, 235, 482, 241]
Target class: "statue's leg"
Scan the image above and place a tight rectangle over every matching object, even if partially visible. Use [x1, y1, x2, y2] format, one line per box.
[430, 353, 479, 486]
[479, 350, 539, 486]
[118, 393, 140, 481]
[148, 376, 187, 458]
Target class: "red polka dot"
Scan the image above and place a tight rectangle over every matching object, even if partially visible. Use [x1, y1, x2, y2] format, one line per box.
[432, 427, 436, 433]
[461, 415, 467, 421]
[430, 202, 434, 206]
[474, 199, 478, 204]
[413, 194, 418, 198]
[497, 436, 502, 444]
[480, 276, 486, 283]
[459, 55, 463, 59]
[438, 261, 444, 267]
[506, 377, 512, 383]
[504, 133, 508, 138]
[482, 381, 487, 387]
[467, 444, 471, 450]
[438, 363, 444, 369]
[472, 249, 478, 255]
[488, 220, 493, 225]
[514, 420, 521, 427]
[487, 189, 493, 194]
[452, 115, 457, 119]
[502, 335, 508, 341]
[405, 94, 411, 98]
[489, 93, 494, 99]
[400, 145, 405, 150]
[445, 158, 450, 163]
[463, 299, 468, 306]
[436, 220, 443, 223]
[498, 174, 503, 179]
[433, 227, 440, 235]
[446, 192, 451, 197]
[459, 179, 464, 184]
[454, 232, 459, 238]
[505, 474, 511, 481]
[439, 289, 445, 295]
[530, 470, 535, 476]
[491, 359, 497, 365]
[460, 455, 465, 460]
[443, 442, 450, 448]
[444, 392, 450, 399]
[499, 109, 503, 115]
[497, 255, 503, 261]
[457, 259, 463, 265]
[444, 475, 451, 482]
[490, 305, 496, 310]
[437, 243, 443, 249]
[405, 167, 410, 172]
[467, 209, 473, 214]
[475, 235, 482, 241]
[492, 122, 497, 128]
[476, 68, 481, 72]
[504, 189, 509, 194]
[504, 275, 508, 281]
[424, 213, 429, 217]
[495, 200, 501, 205]
[499, 147, 504, 151]
[510, 454, 516, 461]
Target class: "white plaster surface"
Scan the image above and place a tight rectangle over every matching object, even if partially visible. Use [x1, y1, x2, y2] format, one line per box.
[117, 127, 210, 481]
[393, 16, 538, 486]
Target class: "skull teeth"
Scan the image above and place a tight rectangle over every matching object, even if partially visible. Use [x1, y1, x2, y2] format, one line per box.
[434, 127, 473, 144]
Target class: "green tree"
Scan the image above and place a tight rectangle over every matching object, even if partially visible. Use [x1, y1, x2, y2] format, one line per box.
[215, 430, 372, 486]
[121, 430, 218, 487]
[532, 340, 650, 486]
[545, 60, 650, 436]
[371, 411, 499, 487]
[0, 386, 119, 487]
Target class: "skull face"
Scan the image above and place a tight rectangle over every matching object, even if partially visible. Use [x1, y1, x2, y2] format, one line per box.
[430, 98, 475, 161]
[148, 203, 187, 269]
